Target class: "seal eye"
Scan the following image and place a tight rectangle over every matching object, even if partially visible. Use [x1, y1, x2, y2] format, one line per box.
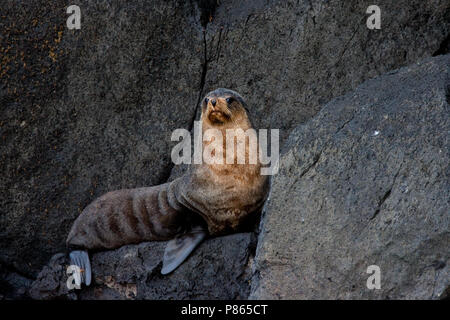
[226, 97, 234, 104]
[204, 97, 209, 104]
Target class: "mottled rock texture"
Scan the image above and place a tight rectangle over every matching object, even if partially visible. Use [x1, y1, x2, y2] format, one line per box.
[1, 0, 203, 279]
[201, 0, 450, 141]
[0, 0, 449, 299]
[29, 233, 255, 300]
[250, 54, 450, 300]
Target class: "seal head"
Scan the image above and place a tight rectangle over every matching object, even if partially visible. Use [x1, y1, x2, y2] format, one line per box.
[177, 88, 269, 235]
[202, 88, 250, 126]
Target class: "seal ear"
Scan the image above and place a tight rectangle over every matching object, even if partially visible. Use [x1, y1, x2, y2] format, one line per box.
[239, 99, 250, 115]
[161, 226, 207, 275]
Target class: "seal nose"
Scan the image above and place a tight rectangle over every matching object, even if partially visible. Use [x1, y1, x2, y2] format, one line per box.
[211, 99, 216, 107]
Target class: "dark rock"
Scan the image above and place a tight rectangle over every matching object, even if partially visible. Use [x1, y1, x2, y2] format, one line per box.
[250, 54, 450, 299]
[29, 233, 255, 300]
[1, 0, 449, 299]
[0, 263, 33, 300]
[28, 253, 76, 300]
[201, 0, 450, 141]
[0, 0, 204, 278]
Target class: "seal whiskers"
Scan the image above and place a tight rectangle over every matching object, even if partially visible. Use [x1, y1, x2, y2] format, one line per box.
[66, 88, 269, 286]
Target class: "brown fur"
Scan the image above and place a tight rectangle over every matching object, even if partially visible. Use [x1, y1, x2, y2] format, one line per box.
[66, 89, 269, 250]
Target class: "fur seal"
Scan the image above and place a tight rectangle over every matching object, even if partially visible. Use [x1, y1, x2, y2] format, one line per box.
[66, 88, 269, 284]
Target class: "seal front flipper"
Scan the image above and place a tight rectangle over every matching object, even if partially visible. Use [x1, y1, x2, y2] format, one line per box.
[69, 250, 91, 286]
[161, 226, 207, 275]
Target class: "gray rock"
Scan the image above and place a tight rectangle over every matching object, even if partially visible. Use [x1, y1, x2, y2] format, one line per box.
[0, 263, 33, 300]
[0, 0, 204, 278]
[1, 0, 449, 299]
[201, 0, 450, 141]
[28, 253, 77, 300]
[250, 54, 450, 299]
[29, 233, 255, 300]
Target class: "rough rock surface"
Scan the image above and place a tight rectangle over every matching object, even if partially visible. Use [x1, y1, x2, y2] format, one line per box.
[250, 54, 450, 299]
[29, 233, 255, 300]
[201, 0, 450, 140]
[1, 0, 449, 299]
[0, 0, 203, 279]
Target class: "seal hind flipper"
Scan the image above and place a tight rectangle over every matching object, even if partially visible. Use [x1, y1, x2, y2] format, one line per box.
[161, 226, 207, 275]
[65, 88, 269, 281]
[69, 250, 91, 286]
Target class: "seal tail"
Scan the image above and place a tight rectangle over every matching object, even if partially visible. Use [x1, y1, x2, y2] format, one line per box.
[69, 250, 92, 286]
[161, 226, 206, 275]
